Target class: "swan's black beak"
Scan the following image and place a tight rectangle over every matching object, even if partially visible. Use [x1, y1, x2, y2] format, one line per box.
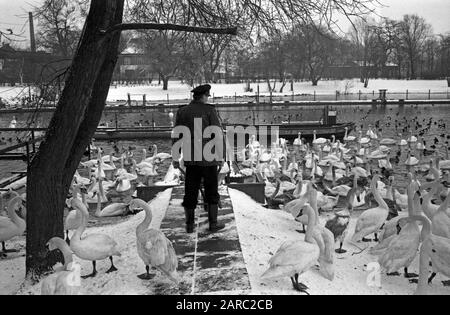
[357, 196, 362, 203]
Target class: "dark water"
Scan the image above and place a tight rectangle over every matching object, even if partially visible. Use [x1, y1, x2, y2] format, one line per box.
[1, 103, 449, 190]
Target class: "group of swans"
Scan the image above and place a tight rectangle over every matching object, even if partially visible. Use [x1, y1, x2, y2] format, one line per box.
[42, 195, 178, 294]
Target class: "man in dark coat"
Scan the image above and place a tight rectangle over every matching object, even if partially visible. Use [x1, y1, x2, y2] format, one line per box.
[172, 84, 225, 234]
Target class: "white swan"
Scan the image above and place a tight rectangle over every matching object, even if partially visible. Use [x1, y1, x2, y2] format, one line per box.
[261, 203, 321, 295]
[343, 127, 356, 142]
[65, 184, 87, 244]
[313, 130, 327, 146]
[377, 182, 422, 278]
[413, 215, 450, 295]
[70, 198, 121, 278]
[131, 199, 178, 282]
[41, 237, 81, 295]
[95, 193, 129, 218]
[352, 175, 389, 243]
[0, 196, 26, 258]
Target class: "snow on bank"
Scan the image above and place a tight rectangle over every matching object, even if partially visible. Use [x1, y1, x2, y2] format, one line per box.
[229, 189, 450, 295]
[14, 189, 173, 295]
[1, 79, 448, 103]
[107, 79, 449, 102]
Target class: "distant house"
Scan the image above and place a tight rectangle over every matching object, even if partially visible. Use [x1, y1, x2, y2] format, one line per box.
[325, 60, 399, 79]
[113, 47, 156, 82]
[0, 43, 69, 85]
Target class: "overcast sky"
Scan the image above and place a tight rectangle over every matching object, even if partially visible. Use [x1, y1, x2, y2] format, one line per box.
[1, 0, 449, 48]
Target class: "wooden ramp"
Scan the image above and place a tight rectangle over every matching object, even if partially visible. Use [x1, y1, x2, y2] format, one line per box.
[155, 186, 251, 295]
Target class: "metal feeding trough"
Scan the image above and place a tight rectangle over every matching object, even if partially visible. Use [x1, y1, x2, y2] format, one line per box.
[227, 182, 266, 204]
[137, 185, 178, 202]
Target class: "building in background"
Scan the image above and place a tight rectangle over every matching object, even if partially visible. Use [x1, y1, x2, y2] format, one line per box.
[113, 47, 156, 83]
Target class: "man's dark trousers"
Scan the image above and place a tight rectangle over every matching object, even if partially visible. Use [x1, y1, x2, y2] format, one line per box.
[182, 166, 220, 227]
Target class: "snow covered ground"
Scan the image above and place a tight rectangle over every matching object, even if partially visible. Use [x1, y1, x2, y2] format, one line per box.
[0, 79, 448, 104]
[230, 189, 450, 296]
[2, 187, 450, 295]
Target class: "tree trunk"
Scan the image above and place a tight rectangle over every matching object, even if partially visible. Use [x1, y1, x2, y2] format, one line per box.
[162, 77, 169, 90]
[26, 0, 124, 279]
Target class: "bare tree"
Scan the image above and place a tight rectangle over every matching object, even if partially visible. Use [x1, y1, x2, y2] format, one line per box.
[34, 0, 86, 58]
[398, 14, 432, 79]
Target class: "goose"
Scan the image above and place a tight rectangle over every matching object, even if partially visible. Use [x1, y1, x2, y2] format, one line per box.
[343, 127, 356, 142]
[261, 203, 321, 295]
[41, 237, 81, 295]
[352, 175, 389, 243]
[326, 182, 362, 254]
[377, 183, 422, 279]
[0, 196, 26, 258]
[130, 199, 178, 282]
[70, 198, 121, 278]
[412, 215, 450, 294]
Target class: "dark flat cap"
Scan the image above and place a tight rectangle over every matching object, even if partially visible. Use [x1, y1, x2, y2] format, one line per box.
[191, 84, 211, 96]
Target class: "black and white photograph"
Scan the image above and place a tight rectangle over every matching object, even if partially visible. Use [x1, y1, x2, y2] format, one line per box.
[0, 0, 449, 298]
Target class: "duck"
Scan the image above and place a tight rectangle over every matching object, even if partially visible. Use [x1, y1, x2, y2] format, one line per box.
[131, 199, 178, 282]
[261, 203, 321, 295]
[41, 237, 81, 295]
[0, 196, 26, 258]
[326, 181, 363, 254]
[352, 175, 389, 243]
[70, 198, 121, 278]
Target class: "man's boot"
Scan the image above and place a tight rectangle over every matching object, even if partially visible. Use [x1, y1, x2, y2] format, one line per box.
[184, 208, 195, 234]
[208, 204, 225, 233]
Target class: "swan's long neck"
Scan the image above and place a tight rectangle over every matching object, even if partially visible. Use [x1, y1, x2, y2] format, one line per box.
[372, 177, 388, 210]
[7, 197, 24, 226]
[54, 238, 74, 269]
[304, 205, 317, 240]
[73, 205, 88, 241]
[137, 201, 153, 234]
[153, 145, 158, 157]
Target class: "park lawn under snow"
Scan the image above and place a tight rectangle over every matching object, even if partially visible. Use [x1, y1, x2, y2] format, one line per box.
[0, 79, 448, 103]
